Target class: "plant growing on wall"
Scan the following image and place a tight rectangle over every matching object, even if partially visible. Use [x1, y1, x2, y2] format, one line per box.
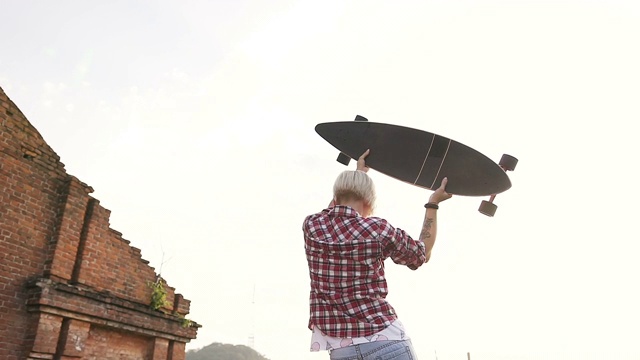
[148, 276, 169, 311]
[148, 248, 171, 311]
[179, 315, 194, 328]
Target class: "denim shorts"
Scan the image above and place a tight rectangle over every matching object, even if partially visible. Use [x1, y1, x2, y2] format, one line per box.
[329, 340, 417, 360]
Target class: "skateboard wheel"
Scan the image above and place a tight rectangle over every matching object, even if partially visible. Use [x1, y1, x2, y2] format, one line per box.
[337, 152, 351, 166]
[499, 154, 518, 171]
[478, 200, 497, 217]
[354, 115, 368, 122]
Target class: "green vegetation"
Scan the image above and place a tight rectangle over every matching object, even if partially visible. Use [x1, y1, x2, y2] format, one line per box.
[179, 314, 194, 328]
[186, 342, 270, 360]
[147, 277, 169, 311]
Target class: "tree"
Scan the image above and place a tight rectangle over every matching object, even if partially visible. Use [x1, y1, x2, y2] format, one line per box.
[186, 342, 270, 360]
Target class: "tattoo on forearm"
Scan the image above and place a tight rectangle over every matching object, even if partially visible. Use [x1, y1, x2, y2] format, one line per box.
[420, 217, 434, 240]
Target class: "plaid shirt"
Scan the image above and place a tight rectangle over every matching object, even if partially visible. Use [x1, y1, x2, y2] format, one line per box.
[303, 205, 427, 338]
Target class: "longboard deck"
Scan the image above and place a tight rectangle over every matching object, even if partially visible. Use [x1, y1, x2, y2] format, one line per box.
[315, 121, 511, 197]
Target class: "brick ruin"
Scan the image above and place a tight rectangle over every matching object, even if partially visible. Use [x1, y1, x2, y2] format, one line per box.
[0, 86, 199, 359]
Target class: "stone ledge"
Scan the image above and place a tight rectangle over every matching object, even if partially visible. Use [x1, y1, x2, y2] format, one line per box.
[25, 278, 200, 342]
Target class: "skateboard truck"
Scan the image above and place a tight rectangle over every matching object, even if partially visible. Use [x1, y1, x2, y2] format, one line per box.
[336, 115, 368, 165]
[478, 154, 518, 217]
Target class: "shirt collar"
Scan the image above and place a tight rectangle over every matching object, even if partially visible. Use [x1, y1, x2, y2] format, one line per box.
[327, 205, 361, 218]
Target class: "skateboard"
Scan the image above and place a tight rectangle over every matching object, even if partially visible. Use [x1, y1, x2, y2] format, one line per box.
[315, 116, 517, 216]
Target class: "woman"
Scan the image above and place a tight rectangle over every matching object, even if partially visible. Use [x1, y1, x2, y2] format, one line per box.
[303, 149, 452, 359]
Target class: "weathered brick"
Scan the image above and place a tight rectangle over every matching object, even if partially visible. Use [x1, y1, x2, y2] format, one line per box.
[1, 85, 199, 359]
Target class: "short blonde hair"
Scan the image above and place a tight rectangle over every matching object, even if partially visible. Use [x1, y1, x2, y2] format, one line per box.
[333, 170, 376, 209]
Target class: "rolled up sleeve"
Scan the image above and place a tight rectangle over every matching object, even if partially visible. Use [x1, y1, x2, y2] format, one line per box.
[378, 220, 427, 270]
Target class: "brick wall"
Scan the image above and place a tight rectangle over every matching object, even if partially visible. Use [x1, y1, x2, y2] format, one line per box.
[84, 325, 152, 360]
[0, 86, 198, 359]
[0, 86, 69, 359]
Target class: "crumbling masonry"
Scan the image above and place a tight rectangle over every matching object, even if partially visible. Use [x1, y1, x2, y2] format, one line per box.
[0, 86, 199, 360]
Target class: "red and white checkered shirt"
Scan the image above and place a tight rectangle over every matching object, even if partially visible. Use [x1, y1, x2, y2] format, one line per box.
[303, 205, 427, 338]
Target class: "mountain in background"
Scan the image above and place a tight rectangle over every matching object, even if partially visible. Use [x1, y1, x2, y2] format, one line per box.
[186, 342, 270, 360]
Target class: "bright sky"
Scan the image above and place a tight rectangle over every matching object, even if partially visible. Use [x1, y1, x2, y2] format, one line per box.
[2, 1, 639, 359]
